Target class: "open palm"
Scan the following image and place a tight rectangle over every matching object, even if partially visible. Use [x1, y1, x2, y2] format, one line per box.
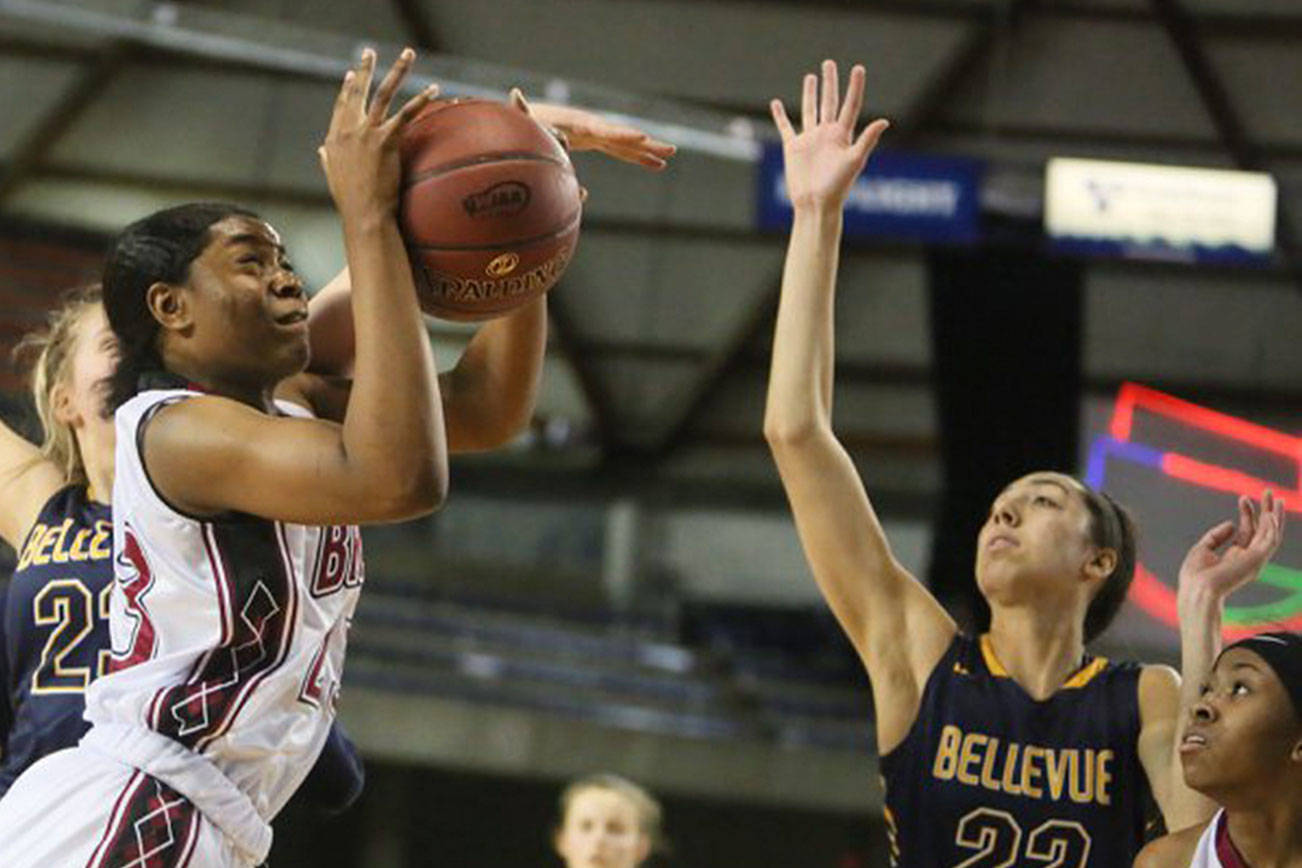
[770, 61, 889, 209]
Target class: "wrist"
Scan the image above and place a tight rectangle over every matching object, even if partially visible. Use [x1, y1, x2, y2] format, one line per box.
[339, 207, 393, 237]
[1177, 586, 1224, 634]
[792, 196, 844, 216]
[791, 201, 845, 230]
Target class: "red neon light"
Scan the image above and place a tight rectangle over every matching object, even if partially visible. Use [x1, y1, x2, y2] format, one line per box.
[1131, 564, 1302, 641]
[1111, 382, 1302, 462]
[1162, 454, 1301, 514]
[1109, 382, 1142, 442]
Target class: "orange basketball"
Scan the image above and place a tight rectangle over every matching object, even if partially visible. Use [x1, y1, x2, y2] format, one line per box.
[397, 99, 582, 321]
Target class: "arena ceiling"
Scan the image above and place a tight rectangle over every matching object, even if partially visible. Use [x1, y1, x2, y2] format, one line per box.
[1, 0, 1300, 511]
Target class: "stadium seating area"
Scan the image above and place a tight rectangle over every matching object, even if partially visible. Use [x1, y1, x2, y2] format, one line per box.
[346, 584, 875, 753]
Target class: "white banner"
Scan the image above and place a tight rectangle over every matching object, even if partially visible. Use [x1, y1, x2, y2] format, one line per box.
[1045, 157, 1276, 258]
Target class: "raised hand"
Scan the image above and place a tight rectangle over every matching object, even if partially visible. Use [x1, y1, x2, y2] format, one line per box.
[319, 48, 439, 220]
[770, 60, 889, 210]
[1178, 490, 1286, 602]
[509, 88, 676, 170]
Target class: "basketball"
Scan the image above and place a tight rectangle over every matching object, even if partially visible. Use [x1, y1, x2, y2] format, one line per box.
[398, 98, 583, 321]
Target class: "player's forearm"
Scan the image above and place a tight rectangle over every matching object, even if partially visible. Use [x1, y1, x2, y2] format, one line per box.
[443, 296, 547, 452]
[340, 215, 447, 510]
[764, 203, 843, 444]
[1169, 586, 1223, 827]
[305, 268, 355, 377]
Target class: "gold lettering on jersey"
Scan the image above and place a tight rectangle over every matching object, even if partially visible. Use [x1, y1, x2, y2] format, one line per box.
[1045, 748, 1070, 800]
[956, 732, 986, 785]
[68, 527, 93, 561]
[1020, 746, 1044, 799]
[17, 518, 112, 570]
[1000, 744, 1022, 796]
[49, 518, 74, 564]
[930, 725, 1114, 806]
[1096, 751, 1112, 806]
[933, 725, 961, 779]
[88, 520, 111, 559]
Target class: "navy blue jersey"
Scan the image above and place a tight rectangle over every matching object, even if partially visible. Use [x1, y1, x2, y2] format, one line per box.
[879, 633, 1150, 868]
[0, 484, 112, 796]
[0, 485, 364, 812]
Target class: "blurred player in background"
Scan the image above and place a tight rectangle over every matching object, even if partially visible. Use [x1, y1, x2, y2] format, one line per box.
[554, 773, 664, 868]
[1135, 631, 1302, 868]
[0, 288, 362, 812]
[763, 59, 1286, 866]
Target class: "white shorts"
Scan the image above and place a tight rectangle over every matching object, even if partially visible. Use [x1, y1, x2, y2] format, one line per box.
[0, 746, 248, 867]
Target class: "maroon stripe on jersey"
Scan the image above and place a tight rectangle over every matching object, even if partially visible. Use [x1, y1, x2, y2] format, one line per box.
[175, 809, 202, 868]
[200, 523, 234, 644]
[150, 517, 296, 751]
[90, 775, 201, 868]
[1214, 813, 1249, 868]
[86, 770, 145, 867]
[196, 521, 300, 752]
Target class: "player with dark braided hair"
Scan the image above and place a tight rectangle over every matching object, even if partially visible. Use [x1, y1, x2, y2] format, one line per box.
[0, 288, 365, 811]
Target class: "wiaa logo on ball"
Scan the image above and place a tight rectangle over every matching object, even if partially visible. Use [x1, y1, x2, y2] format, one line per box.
[462, 181, 531, 218]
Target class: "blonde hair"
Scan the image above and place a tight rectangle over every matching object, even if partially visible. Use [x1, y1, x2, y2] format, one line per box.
[13, 285, 104, 486]
[558, 773, 666, 855]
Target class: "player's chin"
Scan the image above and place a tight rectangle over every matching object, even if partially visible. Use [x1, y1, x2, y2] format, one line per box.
[267, 335, 311, 381]
[1178, 749, 1220, 790]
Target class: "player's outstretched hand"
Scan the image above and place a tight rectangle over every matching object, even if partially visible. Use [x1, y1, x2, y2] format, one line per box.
[1178, 489, 1286, 603]
[319, 48, 439, 220]
[510, 88, 676, 170]
[770, 60, 889, 210]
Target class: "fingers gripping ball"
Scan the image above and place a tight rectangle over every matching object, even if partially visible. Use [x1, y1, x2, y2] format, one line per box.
[398, 99, 583, 321]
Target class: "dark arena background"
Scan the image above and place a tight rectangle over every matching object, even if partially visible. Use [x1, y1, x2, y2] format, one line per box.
[1, 1, 1300, 866]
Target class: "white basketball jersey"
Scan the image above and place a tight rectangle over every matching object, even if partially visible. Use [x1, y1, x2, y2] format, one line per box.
[1188, 811, 1245, 868]
[85, 388, 364, 820]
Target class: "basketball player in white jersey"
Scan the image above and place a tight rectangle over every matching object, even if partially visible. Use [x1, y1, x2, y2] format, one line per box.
[1134, 631, 1302, 868]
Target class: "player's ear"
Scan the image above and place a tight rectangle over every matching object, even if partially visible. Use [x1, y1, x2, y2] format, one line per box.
[1291, 734, 1302, 764]
[50, 378, 74, 425]
[1085, 547, 1117, 583]
[146, 282, 192, 333]
[634, 832, 652, 864]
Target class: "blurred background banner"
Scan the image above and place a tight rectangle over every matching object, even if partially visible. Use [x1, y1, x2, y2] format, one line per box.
[1046, 157, 1278, 265]
[756, 144, 983, 243]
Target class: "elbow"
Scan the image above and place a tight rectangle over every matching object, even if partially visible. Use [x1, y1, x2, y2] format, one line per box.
[371, 460, 448, 519]
[763, 416, 821, 450]
[406, 461, 449, 514]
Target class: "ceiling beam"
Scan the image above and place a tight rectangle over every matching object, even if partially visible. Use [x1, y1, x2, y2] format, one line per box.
[650, 269, 783, 458]
[641, 0, 1302, 37]
[0, 42, 128, 204]
[1149, 0, 1302, 292]
[542, 289, 628, 459]
[893, 0, 1040, 146]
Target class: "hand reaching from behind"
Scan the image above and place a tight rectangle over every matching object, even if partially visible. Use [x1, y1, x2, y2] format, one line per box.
[319, 48, 439, 222]
[770, 60, 889, 212]
[509, 89, 676, 170]
[1178, 490, 1286, 605]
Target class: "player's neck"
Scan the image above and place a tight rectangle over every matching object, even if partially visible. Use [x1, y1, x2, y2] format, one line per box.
[77, 428, 115, 505]
[163, 356, 277, 413]
[1225, 800, 1302, 868]
[985, 610, 1087, 700]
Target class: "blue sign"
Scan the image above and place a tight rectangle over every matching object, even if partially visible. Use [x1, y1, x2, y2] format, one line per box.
[756, 144, 983, 243]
